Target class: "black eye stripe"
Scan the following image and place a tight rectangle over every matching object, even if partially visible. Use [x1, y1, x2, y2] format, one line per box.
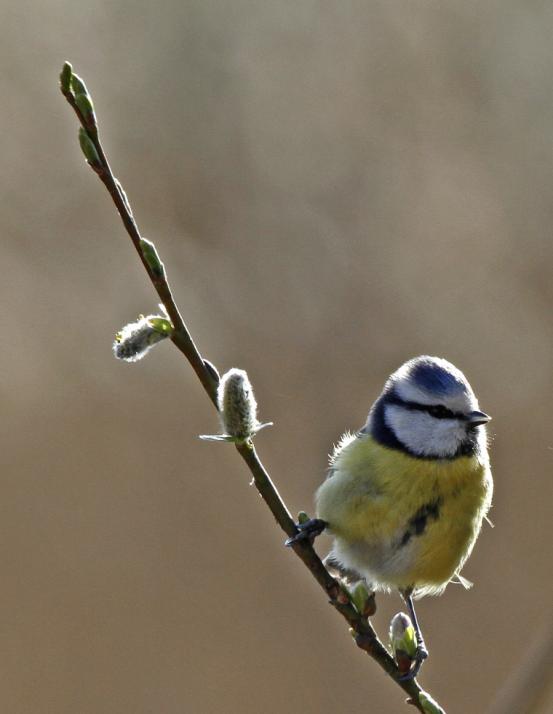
[386, 396, 463, 420]
[370, 394, 479, 458]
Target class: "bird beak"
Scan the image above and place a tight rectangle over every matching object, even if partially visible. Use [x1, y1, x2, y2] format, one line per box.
[466, 410, 491, 426]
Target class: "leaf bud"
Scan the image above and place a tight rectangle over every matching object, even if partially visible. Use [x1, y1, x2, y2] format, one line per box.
[75, 92, 97, 129]
[140, 238, 165, 278]
[60, 62, 73, 94]
[70, 73, 88, 97]
[203, 359, 220, 384]
[350, 581, 376, 618]
[389, 612, 417, 675]
[78, 128, 101, 168]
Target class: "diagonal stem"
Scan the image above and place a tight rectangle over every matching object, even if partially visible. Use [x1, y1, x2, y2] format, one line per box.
[60, 68, 431, 713]
[62, 87, 218, 405]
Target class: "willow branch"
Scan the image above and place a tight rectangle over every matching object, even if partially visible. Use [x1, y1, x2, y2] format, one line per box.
[60, 62, 439, 713]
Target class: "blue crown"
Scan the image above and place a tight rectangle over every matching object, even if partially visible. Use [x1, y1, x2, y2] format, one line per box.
[406, 357, 468, 396]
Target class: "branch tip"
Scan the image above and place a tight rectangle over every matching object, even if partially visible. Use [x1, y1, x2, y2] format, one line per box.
[69, 72, 88, 97]
[60, 61, 73, 94]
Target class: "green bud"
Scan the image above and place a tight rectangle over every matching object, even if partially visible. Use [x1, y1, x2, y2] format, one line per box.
[147, 317, 173, 336]
[78, 128, 101, 168]
[70, 73, 88, 97]
[389, 612, 417, 660]
[350, 581, 376, 618]
[60, 62, 73, 94]
[297, 511, 310, 525]
[75, 93, 97, 128]
[419, 691, 446, 714]
[140, 238, 165, 278]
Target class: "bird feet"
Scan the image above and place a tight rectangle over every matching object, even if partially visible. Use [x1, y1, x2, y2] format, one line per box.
[284, 518, 327, 547]
[397, 642, 428, 681]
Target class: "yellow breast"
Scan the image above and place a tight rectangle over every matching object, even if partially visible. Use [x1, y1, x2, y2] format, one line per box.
[316, 435, 492, 590]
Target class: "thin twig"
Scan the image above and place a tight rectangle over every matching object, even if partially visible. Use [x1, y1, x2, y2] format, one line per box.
[60, 63, 435, 713]
[62, 83, 217, 405]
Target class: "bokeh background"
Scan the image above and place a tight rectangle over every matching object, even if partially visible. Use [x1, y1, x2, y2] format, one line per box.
[2, 1, 553, 712]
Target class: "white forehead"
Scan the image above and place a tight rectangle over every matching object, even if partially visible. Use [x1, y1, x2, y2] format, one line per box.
[389, 356, 479, 412]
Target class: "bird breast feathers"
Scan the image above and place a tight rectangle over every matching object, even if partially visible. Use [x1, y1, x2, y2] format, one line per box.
[316, 434, 491, 545]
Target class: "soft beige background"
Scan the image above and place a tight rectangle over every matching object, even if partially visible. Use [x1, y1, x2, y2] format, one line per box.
[2, 2, 552, 712]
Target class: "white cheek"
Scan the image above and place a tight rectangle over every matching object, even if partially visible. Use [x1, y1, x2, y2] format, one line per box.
[385, 405, 466, 457]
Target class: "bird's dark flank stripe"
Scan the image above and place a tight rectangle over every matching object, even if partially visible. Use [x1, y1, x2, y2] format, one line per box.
[399, 499, 442, 548]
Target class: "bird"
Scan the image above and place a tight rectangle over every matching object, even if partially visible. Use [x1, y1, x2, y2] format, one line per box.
[287, 355, 493, 679]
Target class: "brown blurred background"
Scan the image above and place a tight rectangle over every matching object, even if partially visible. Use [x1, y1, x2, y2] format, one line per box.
[2, 1, 553, 712]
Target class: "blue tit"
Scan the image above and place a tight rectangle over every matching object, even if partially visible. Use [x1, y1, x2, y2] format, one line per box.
[289, 355, 493, 679]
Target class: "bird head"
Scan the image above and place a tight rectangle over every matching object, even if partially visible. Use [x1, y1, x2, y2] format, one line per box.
[367, 356, 490, 459]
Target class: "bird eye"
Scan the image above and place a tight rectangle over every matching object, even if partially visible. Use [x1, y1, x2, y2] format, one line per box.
[428, 405, 451, 419]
